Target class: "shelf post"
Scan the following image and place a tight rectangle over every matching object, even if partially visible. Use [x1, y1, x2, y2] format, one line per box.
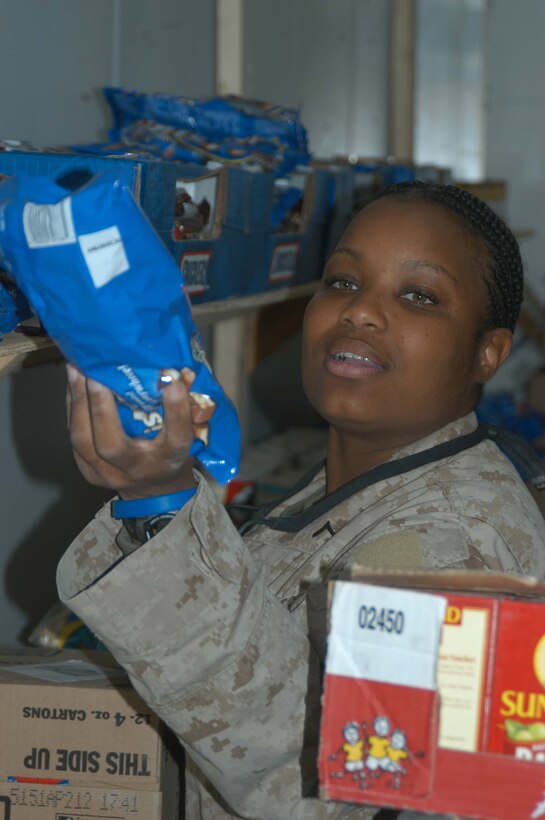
[389, 0, 417, 161]
[213, 0, 250, 439]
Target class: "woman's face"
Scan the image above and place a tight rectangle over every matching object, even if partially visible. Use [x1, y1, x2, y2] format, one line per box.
[302, 197, 506, 448]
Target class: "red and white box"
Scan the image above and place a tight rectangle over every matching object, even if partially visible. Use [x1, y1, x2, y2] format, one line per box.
[319, 569, 545, 820]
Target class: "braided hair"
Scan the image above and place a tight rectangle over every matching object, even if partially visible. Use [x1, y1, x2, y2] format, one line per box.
[372, 180, 523, 333]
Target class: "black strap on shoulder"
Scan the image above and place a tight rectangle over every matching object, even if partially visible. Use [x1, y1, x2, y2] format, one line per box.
[480, 422, 545, 489]
[240, 426, 489, 535]
[237, 423, 545, 536]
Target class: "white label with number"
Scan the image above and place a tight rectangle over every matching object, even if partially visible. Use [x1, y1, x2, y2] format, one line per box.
[326, 581, 447, 690]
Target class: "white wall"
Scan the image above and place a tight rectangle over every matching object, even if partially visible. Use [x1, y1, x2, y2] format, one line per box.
[0, 0, 114, 146]
[0, 0, 216, 644]
[118, 0, 216, 96]
[479, 0, 545, 396]
[244, 0, 391, 159]
[414, 0, 486, 180]
[484, 0, 545, 299]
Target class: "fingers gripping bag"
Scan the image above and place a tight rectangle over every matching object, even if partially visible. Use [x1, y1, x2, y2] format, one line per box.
[0, 172, 240, 483]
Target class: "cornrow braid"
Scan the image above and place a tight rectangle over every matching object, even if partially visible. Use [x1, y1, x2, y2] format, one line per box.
[373, 180, 523, 332]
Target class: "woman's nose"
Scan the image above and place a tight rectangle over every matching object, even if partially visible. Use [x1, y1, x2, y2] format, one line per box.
[339, 287, 388, 330]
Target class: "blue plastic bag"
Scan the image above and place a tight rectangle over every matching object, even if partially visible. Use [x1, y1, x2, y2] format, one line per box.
[104, 88, 310, 176]
[104, 87, 309, 150]
[0, 172, 240, 484]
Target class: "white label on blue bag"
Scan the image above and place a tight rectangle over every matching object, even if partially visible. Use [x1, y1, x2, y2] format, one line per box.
[23, 198, 76, 248]
[78, 226, 129, 288]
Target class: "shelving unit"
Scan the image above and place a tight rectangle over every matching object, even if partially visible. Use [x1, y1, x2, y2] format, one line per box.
[0, 283, 319, 421]
[0, 329, 59, 377]
[193, 282, 317, 326]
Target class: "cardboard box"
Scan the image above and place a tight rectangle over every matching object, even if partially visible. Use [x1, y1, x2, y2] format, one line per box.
[0, 150, 179, 250]
[316, 163, 354, 254]
[171, 163, 273, 303]
[252, 166, 331, 296]
[319, 569, 545, 820]
[0, 780, 163, 819]
[0, 648, 182, 819]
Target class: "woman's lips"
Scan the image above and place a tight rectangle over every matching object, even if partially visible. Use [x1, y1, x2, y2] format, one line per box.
[325, 350, 387, 379]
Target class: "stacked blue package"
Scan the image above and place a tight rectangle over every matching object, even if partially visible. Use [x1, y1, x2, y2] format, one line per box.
[103, 87, 310, 177]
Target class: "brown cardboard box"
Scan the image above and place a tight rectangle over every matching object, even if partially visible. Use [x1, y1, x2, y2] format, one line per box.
[0, 648, 182, 819]
[0, 780, 163, 819]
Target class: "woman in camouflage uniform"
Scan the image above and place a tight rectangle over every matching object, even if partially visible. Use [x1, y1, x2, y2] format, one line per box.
[58, 182, 545, 819]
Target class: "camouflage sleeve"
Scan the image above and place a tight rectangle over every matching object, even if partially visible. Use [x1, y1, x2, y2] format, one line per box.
[56, 475, 371, 819]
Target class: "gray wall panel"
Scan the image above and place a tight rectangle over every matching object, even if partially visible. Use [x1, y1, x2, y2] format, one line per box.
[0, 0, 114, 145]
[119, 0, 216, 97]
[244, 0, 390, 158]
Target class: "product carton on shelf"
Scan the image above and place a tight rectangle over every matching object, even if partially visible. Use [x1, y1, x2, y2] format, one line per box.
[0, 149, 179, 250]
[249, 166, 331, 296]
[311, 160, 354, 256]
[319, 568, 545, 820]
[0, 648, 182, 820]
[171, 162, 273, 303]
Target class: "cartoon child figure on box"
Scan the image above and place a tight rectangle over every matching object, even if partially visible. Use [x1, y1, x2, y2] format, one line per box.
[329, 721, 367, 786]
[365, 715, 392, 777]
[386, 728, 410, 789]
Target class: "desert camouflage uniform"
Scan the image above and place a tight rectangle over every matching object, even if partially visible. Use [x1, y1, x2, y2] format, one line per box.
[57, 412, 545, 819]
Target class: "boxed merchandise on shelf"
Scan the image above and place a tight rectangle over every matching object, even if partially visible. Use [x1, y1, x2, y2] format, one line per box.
[0, 648, 182, 820]
[319, 568, 545, 820]
[250, 165, 331, 295]
[99, 87, 319, 301]
[311, 160, 355, 255]
[170, 162, 273, 303]
[333, 156, 453, 215]
[0, 149, 179, 249]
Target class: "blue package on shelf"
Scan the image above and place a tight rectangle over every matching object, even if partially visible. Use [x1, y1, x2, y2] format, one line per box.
[381, 161, 416, 186]
[104, 87, 310, 177]
[171, 163, 274, 304]
[0, 150, 178, 250]
[104, 87, 309, 153]
[0, 172, 240, 484]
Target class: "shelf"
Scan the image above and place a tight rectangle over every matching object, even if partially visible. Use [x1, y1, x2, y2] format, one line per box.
[0, 330, 59, 376]
[191, 281, 318, 325]
[0, 282, 319, 375]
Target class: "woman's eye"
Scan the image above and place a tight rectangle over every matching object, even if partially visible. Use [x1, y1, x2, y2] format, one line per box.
[401, 290, 437, 306]
[324, 276, 358, 291]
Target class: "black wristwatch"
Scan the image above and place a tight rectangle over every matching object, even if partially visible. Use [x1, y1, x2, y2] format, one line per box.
[116, 512, 177, 556]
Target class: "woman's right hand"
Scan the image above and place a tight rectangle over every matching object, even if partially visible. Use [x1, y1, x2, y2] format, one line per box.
[66, 364, 201, 499]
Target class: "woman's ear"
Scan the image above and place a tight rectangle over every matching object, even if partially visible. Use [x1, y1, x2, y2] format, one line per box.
[477, 328, 513, 383]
